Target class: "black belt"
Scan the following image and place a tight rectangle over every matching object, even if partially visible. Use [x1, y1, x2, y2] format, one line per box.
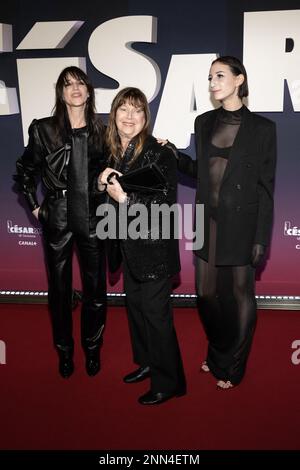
[49, 189, 67, 199]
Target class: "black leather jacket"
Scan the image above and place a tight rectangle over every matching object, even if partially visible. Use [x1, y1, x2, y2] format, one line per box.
[14, 117, 106, 224]
[107, 135, 181, 282]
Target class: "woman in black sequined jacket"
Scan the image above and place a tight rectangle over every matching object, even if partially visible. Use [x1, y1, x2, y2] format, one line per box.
[98, 87, 186, 405]
[14, 66, 107, 379]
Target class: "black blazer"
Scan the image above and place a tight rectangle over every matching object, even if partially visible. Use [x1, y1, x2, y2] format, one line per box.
[178, 106, 277, 265]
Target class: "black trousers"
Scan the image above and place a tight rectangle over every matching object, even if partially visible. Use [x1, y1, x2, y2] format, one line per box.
[123, 261, 186, 394]
[43, 197, 106, 353]
[196, 219, 256, 385]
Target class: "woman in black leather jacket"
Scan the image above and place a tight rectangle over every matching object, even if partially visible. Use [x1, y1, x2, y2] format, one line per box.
[98, 87, 186, 405]
[14, 66, 107, 378]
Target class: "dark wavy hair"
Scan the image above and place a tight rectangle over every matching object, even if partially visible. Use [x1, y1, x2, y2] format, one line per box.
[211, 56, 249, 98]
[106, 87, 151, 165]
[53, 66, 103, 149]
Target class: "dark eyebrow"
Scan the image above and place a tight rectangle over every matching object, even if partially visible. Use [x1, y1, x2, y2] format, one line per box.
[208, 69, 226, 78]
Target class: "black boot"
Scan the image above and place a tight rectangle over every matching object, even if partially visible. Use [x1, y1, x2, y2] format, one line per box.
[85, 348, 100, 377]
[58, 348, 74, 379]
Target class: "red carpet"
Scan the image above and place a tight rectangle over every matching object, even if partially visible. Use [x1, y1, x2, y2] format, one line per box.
[0, 303, 300, 450]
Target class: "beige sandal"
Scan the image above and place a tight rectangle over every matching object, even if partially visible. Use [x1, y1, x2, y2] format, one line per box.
[216, 380, 234, 390]
[200, 361, 210, 373]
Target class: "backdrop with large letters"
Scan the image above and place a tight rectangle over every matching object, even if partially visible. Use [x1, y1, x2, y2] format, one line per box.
[0, 0, 299, 296]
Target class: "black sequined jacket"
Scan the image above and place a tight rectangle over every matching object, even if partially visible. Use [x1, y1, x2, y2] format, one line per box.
[107, 135, 180, 282]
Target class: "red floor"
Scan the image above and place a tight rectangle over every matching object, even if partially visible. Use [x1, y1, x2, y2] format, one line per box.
[0, 303, 300, 451]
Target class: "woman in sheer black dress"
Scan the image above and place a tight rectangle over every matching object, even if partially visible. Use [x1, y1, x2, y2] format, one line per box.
[175, 56, 277, 388]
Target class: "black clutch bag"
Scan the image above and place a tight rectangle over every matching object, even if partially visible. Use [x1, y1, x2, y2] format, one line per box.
[108, 163, 168, 193]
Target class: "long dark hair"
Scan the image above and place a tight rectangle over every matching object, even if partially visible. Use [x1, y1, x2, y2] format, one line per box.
[211, 56, 249, 98]
[106, 87, 151, 164]
[53, 66, 103, 149]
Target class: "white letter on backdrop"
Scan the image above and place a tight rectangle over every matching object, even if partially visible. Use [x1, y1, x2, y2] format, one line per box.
[89, 16, 161, 113]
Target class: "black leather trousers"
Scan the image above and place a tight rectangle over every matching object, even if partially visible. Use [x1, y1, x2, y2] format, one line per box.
[42, 196, 106, 354]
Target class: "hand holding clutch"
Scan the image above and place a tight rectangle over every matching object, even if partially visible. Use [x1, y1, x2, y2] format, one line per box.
[113, 163, 168, 193]
[106, 175, 128, 203]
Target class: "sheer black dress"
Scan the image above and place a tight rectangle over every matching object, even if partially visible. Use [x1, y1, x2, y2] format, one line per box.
[196, 106, 257, 385]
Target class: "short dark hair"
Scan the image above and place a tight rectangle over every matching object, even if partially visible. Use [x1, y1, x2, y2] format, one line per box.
[211, 56, 249, 98]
